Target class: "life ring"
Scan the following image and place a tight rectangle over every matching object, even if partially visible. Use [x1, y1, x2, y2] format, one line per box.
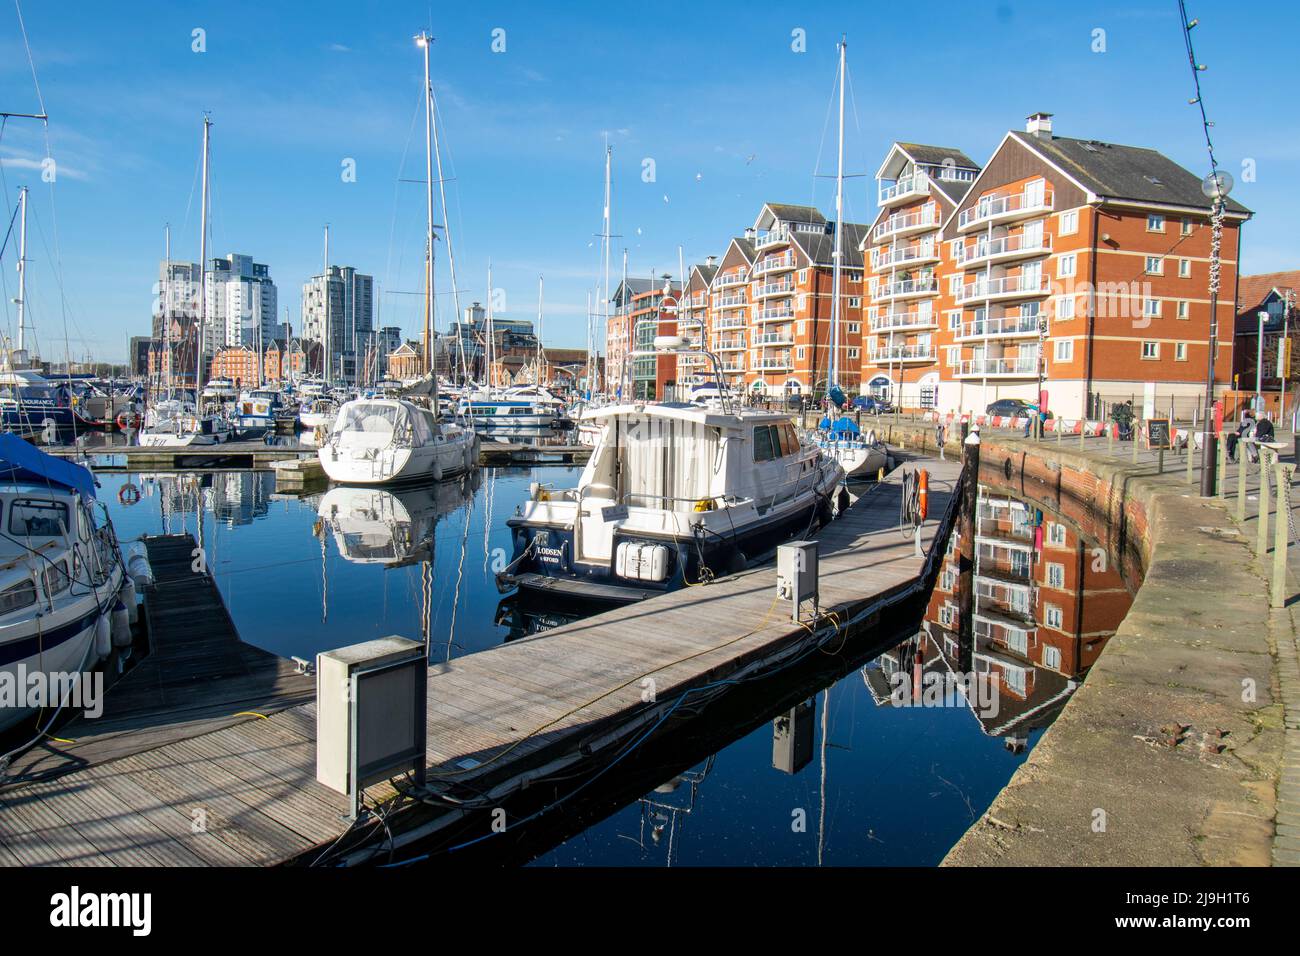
[116, 410, 142, 430]
[118, 483, 142, 505]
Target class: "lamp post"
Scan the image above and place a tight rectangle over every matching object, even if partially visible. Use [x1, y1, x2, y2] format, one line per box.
[1199, 169, 1232, 497]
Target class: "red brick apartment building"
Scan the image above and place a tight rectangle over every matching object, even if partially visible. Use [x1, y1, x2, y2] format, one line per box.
[608, 277, 683, 400]
[863, 113, 1252, 420]
[1232, 270, 1299, 414]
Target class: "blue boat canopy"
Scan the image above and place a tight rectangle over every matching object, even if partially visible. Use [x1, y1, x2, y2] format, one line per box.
[819, 416, 861, 436]
[0, 433, 97, 499]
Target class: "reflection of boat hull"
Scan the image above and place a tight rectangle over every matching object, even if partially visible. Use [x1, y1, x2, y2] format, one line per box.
[317, 473, 478, 567]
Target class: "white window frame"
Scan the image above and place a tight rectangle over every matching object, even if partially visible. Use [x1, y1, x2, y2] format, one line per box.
[1147, 213, 1165, 233]
[1045, 605, 1064, 629]
[1142, 340, 1160, 360]
[1175, 342, 1188, 361]
[1145, 255, 1163, 275]
[1046, 562, 1065, 588]
[1177, 300, 1189, 320]
[1058, 253, 1077, 278]
[1145, 298, 1161, 319]
[1054, 339, 1073, 363]
[1059, 210, 1078, 235]
[1047, 522, 1066, 546]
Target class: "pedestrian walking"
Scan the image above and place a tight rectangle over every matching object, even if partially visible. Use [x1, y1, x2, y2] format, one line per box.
[935, 421, 946, 460]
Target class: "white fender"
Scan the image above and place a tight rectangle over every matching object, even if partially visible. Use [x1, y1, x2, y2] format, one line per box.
[119, 577, 139, 625]
[111, 600, 132, 648]
[94, 614, 112, 658]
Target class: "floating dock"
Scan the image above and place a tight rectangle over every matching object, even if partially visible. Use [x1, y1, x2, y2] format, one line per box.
[0, 454, 960, 866]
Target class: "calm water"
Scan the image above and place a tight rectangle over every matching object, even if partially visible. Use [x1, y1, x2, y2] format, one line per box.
[96, 464, 1135, 866]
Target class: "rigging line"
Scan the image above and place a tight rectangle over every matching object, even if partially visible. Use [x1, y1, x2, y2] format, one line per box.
[809, 51, 839, 212]
[383, 85, 424, 339]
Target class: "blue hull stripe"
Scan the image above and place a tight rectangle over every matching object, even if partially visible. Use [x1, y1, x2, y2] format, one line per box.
[0, 605, 105, 667]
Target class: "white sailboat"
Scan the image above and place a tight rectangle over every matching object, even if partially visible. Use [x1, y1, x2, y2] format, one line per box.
[318, 31, 476, 484]
[814, 39, 889, 479]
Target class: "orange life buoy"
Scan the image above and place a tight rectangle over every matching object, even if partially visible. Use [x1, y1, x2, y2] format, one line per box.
[917, 469, 929, 522]
[118, 483, 141, 505]
[116, 410, 141, 430]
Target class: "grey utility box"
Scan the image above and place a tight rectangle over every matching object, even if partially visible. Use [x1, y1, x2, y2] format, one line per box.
[316, 636, 427, 819]
[772, 698, 815, 775]
[776, 540, 819, 621]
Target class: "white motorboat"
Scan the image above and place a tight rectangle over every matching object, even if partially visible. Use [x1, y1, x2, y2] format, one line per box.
[502, 398, 845, 602]
[815, 415, 891, 479]
[201, 376, 238, 402]
[298, 397, 339, 431]
[138, 398, 233, 447]
[317, 397, 478, 484]
[0, 435, 129, 735]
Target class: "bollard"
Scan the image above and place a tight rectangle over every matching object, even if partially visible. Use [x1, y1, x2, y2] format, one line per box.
[1238, 445, 1248, 521]
[1258, 448, 1272, 561]
[1132, 426, 1140, 464]
[1157, 448, 1164, 474]
[1217, 435, 1227, 499]
[1271, 462, 1293, 608]
[1185, 435, 1194, 483]
[1079, 422, 1085, 449]
[1056, 420, 1062, 444]
[1108, 425, 1113, 456]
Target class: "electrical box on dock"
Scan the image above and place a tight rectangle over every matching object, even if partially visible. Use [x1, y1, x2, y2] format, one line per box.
[316, 636, 427, 819]
[776, 540, 819, 621]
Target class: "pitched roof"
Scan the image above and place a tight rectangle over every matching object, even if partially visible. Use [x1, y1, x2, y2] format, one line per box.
[1009, 131, 1252, 215]
[690, 262, 719, 286]
[790, 222, 870, 268]
[896, 142, 980, 171]
[929, 175, 977, 205]
[754, 203, 827, 230]
[1238, 270, 1300, 315]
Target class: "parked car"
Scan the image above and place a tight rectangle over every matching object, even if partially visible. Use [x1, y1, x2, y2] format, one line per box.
[986, 398, 1052, 420]
[853, 395, 892, 414]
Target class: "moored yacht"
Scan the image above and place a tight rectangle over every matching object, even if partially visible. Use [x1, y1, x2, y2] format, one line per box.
[500, 399, 845, 602]
[317, 397, 478, 484]
[815, 414, 891, 479]
[0, 434, 129, 735]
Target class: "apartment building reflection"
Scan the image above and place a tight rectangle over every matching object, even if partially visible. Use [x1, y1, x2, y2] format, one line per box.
[867, 482, 1133, 750]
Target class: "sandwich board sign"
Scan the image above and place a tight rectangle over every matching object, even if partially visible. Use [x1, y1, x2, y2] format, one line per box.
[1145, 417, 1172, 450]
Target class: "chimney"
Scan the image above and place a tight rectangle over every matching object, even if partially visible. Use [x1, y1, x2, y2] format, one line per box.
[1026, 112, 1054, 140]
[705, 255, 718, 268]
[744, 227, 756, 241]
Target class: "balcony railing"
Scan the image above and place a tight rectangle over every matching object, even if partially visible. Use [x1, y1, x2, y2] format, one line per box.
[877, 173, 931, 206]
[715, 339, 746, 351]
[715, 271, 748, 288]
[871, 241, 941, 271]
[872, 275, 940, 299]
[713, 316, 745, 330]
[753, 254, 796, 275]
[754, 228, 792, 250]
[756, 307, 795, 322]
[715, 294, 748, 308]
[755, 280, 794, 298]
[957, 355, 1039, 377]
[958, 187, 1054, 231]
[870, 344, 936, 363]
[955, 232, 1052, 268]
[873, 208, 939, 242]
[958, 314, 1042, 340]
[955, 273, 1051, 305]
[870, 309, 938, 332]
[755, 356, 794, 370]
[720, 361, 745, 372]
[754, 332, 794, 346]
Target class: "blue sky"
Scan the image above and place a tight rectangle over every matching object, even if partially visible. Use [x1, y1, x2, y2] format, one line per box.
[1, 0, 1296, 363]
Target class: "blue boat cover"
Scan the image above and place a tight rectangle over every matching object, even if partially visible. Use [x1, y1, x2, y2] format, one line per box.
[828, 385, 847, 408]
[819, 416, 861, 436]
[0, 433, 97, 499]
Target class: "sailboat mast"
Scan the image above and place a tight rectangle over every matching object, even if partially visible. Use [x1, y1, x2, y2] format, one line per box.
[485, 263, 495, 387]
[15, 186, 27, 357]
[600, 144, 612, 397]
[536, 274, 544, 386]
[427, 51, 462, 385]
[164, 223, 172, 396]
[197, 115, 210, 392]
[830, 37, 846, 392]
[323, 225, 330, 383]
[418, 32, 436, 399]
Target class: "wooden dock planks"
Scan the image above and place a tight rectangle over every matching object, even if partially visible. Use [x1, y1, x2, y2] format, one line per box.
[0, 455, 961, 866]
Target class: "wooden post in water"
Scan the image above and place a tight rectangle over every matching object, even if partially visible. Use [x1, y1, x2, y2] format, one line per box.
[1258, 447, 1272, 561]
[1271, 461, 1293, 608]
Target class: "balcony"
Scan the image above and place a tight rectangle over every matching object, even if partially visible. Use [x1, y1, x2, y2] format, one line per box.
[877, 173, 931, 207]
[873, 208, 939, 242]
[715, 271, 748, 288]
[754, 331, 794, 346]
[753, 254, 796, 276]
[755, 280, 794, 299]
[715, 339, 746, 352]
[713, 316, 745, 330]
[955, 232, 1052, 269]
[958, 187, 1054, 232]
[957, 313, 1042, 341]
[872, 275, 940, 301]
[869, 309, 938, 333]
[871, 241, 941, 271]
[869, 344, 936, 364]
[956, 355, 1039, 378]
[720, 360, 745, 373]
[755, 307, 795, 322]
[955, 273, 1052, 305]
[754, 228, 792, 250]
[715, 293, 747, 309]
[755, 356, 794, 371]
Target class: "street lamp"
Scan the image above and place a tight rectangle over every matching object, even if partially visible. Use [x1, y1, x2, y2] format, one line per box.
[1199, 169, 1233, 497]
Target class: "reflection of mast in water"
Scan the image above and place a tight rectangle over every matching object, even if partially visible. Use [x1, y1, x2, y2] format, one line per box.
[314, 517, 328, 624]
[421, 558, 432, 654]
[818, 689, 827, 866]
[622, 756, 715, 867]
[447, 486, 475, 663]
[481, 468, 495, 577]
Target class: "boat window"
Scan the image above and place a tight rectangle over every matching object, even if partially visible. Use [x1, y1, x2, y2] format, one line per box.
[753, 425, 776, 462]
[43, 560, 70, 596]
[0, 578, 37, 615]
[336, 403, 399, 434]
[776, 424, 797, 457]
[8, 498, 69, 538]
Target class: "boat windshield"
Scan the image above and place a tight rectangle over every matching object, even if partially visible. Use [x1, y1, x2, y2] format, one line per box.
[336, 403, 403, 435]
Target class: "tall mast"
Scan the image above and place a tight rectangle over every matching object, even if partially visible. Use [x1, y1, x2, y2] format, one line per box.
[417, 32, 436, 400]
[485, 262, 495, 387]
[536, 274, 544, 386]
[428, 49, 462, 384]
[197, 115, 210, 391]
[164, 223, 172, 395]
[15, 186, 27, 358]
[620, 248, 628, 398]
[830, 37, 846, 392]
[600, 144, 612, 398]
[323, 224, 330, 383]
